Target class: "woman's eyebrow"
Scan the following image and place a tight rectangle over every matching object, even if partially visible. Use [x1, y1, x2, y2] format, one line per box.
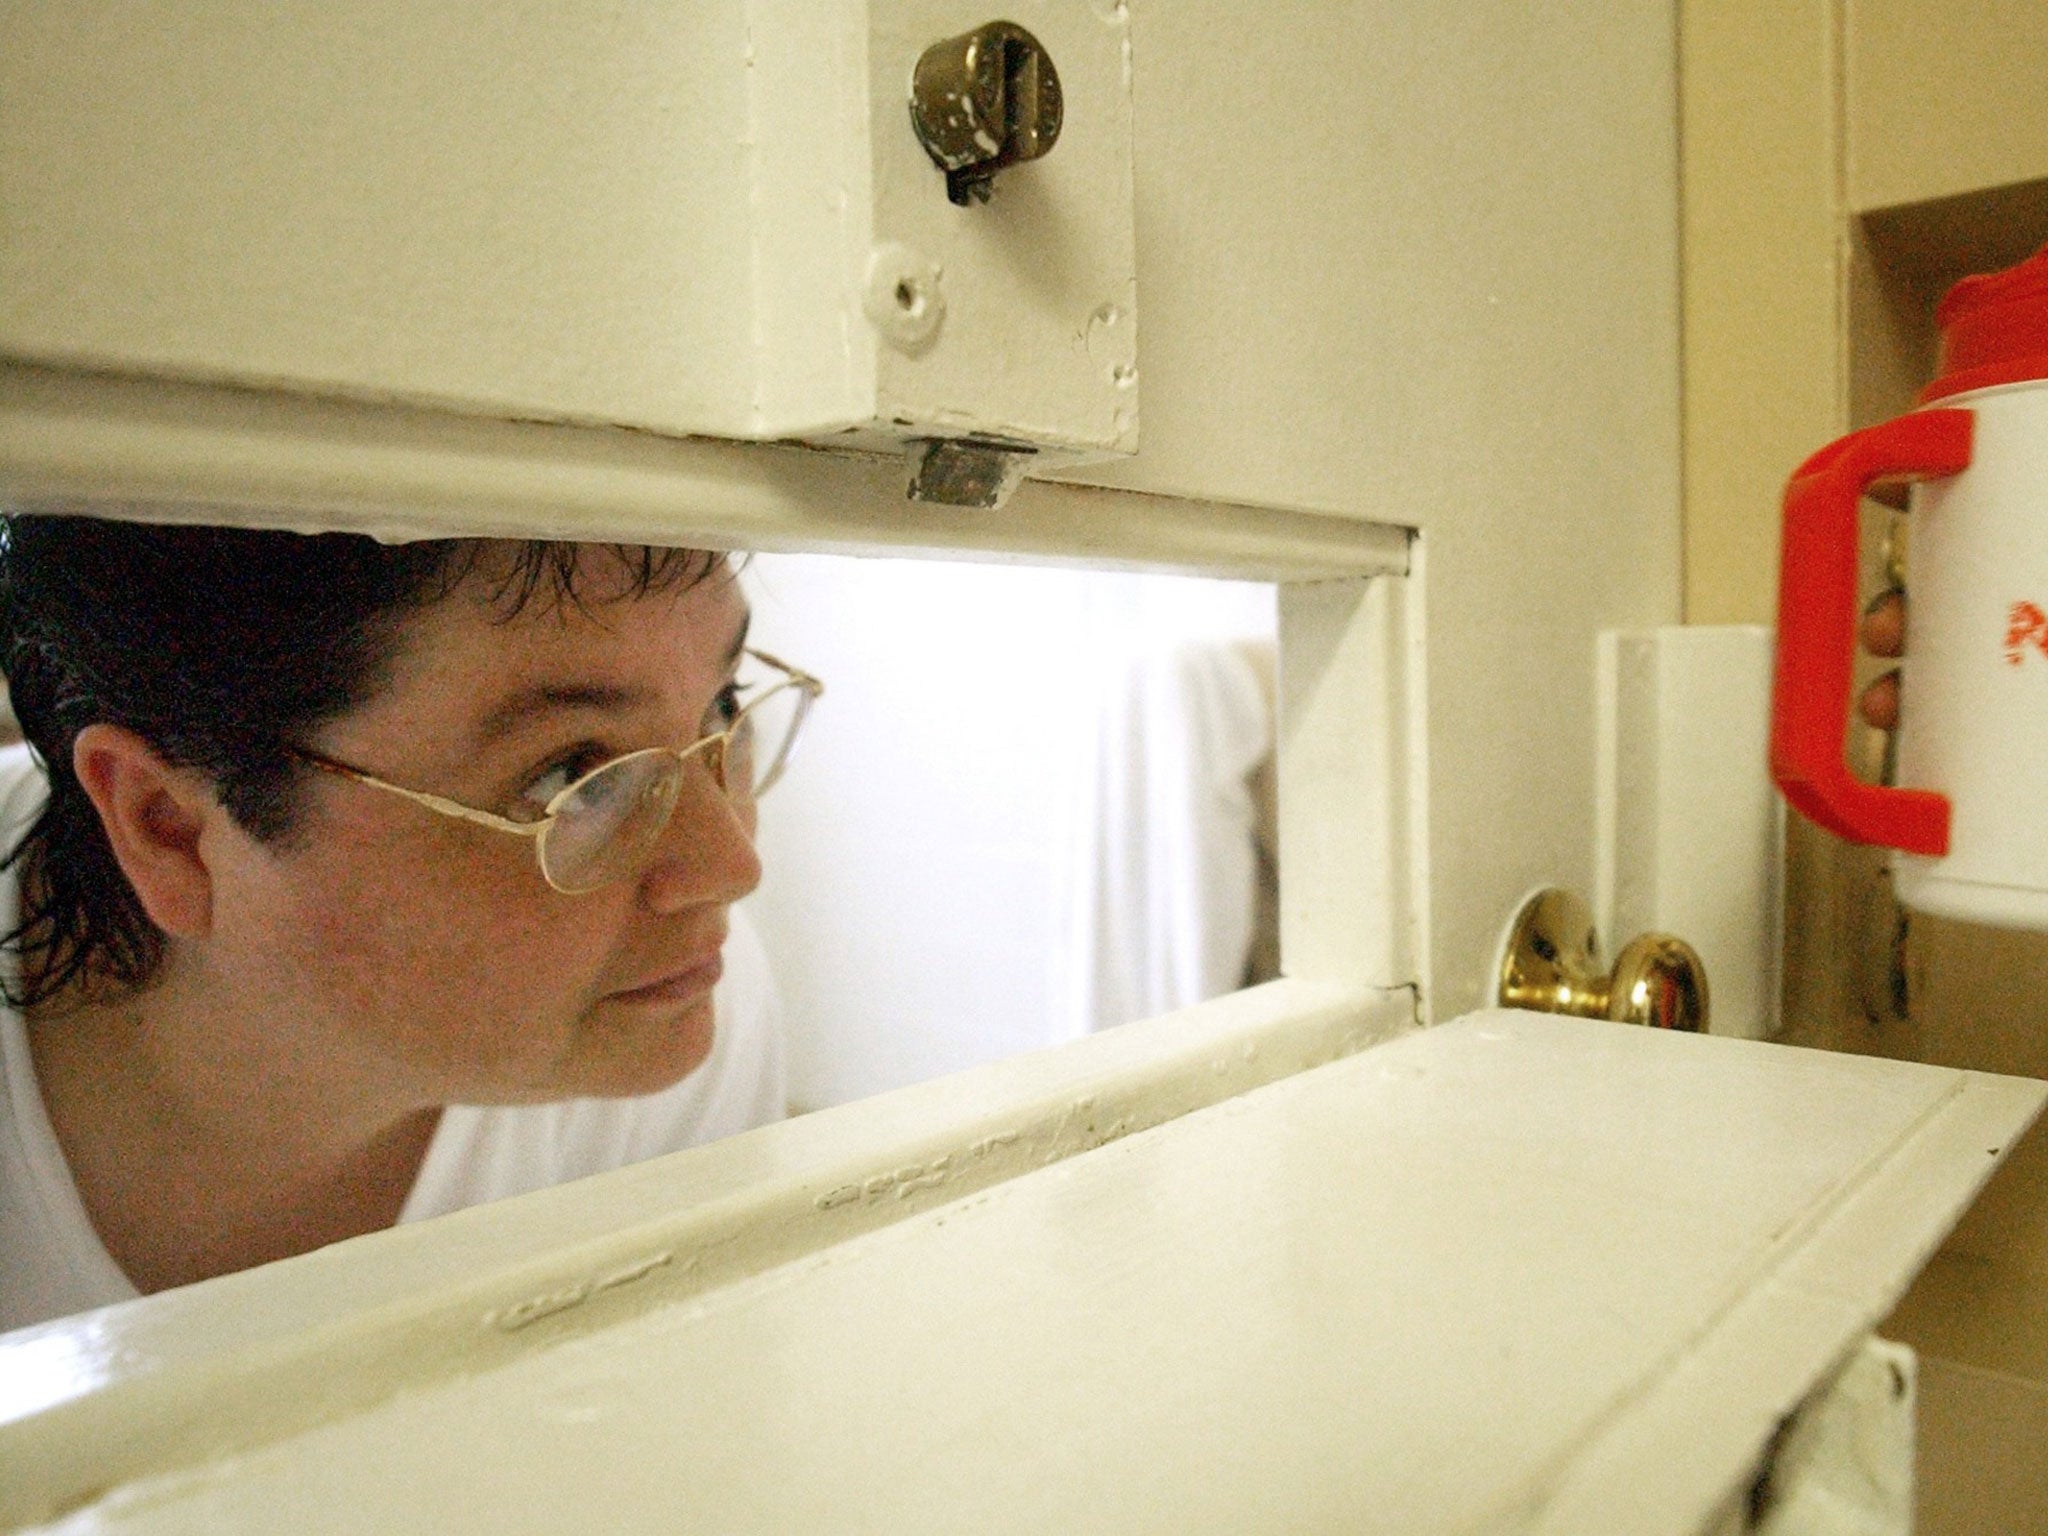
[473, 682, 658, 747]
[477, 610, 753, 749]
[473, 610, 750, 747]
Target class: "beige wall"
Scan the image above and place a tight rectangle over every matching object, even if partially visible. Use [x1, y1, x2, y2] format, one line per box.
[1679, 0, 1838, 630]
[1680, 2, 2048, 1528]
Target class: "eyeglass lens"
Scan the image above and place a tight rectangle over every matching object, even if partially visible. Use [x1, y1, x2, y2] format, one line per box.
[537, 680, 810, 892]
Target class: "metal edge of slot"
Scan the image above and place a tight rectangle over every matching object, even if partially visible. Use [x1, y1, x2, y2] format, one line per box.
[0, 361, 1411, 584]
[0, 978, 1413, 1531]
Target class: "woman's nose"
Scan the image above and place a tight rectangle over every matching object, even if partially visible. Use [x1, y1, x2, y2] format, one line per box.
[637, 768, 762, 913]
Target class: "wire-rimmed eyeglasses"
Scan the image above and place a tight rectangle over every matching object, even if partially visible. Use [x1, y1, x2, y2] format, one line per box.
[293, 649, 822, 894]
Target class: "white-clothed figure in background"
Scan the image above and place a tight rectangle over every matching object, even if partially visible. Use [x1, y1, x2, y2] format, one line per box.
[1060, 638, 1278, 1037]
[0, 522, 806, 1334]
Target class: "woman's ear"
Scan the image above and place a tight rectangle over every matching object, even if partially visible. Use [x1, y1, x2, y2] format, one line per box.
[71, 724, 216, 940]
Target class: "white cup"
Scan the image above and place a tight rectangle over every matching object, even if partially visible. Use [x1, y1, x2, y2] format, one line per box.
[1893, 381, 2048, 925]
[1772, 379, 2048, 929]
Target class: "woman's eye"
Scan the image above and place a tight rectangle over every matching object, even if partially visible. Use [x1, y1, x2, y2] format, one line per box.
[706, 681, 744, 733]
[519, 747, 609, 811]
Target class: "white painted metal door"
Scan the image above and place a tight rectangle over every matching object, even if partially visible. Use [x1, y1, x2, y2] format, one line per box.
[0, 3, 2041, 1532]
[1, 996, 2034, 1534]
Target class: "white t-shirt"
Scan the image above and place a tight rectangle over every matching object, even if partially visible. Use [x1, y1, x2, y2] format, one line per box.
[0, 745, 786, 1334]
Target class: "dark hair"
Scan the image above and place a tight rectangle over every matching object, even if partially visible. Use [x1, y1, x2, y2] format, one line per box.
[0, 514, 719, 1011]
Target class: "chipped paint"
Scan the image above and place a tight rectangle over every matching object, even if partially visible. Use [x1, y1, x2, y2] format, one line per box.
[486, 1251, 675, 1333]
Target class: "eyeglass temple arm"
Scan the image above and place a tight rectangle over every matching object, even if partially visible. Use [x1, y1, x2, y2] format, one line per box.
[747, 647, 823, 697]
[298, 754, 547, 838]
[291, 653, 820, 828]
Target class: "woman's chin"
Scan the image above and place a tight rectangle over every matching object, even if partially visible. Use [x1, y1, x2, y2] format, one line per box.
[577, 998, 717, 1099]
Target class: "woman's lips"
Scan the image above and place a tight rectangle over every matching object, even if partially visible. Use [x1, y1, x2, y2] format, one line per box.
[609, 951, 724, 1005]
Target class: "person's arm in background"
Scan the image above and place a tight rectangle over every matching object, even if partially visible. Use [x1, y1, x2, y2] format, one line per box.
[1859, 590, 1905, 731]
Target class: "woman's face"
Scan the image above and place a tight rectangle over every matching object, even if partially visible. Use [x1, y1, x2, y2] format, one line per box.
[201, 547, 763, 1110]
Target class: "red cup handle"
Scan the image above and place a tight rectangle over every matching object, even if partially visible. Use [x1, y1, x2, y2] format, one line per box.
[1770, 409, 1973, 854]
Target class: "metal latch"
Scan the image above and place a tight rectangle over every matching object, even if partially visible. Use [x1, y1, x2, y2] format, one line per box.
[906, 437, 1037, 509]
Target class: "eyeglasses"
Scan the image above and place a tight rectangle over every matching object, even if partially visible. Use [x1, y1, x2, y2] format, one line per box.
[294, 649, 822, 894]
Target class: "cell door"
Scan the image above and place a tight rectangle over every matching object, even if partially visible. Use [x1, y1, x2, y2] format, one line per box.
[0, 2, 2041, 1532]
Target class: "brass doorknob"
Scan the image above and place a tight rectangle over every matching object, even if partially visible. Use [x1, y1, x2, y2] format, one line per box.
[1496, 888, 1709, 1032]
[910, 21, 1063, 205]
